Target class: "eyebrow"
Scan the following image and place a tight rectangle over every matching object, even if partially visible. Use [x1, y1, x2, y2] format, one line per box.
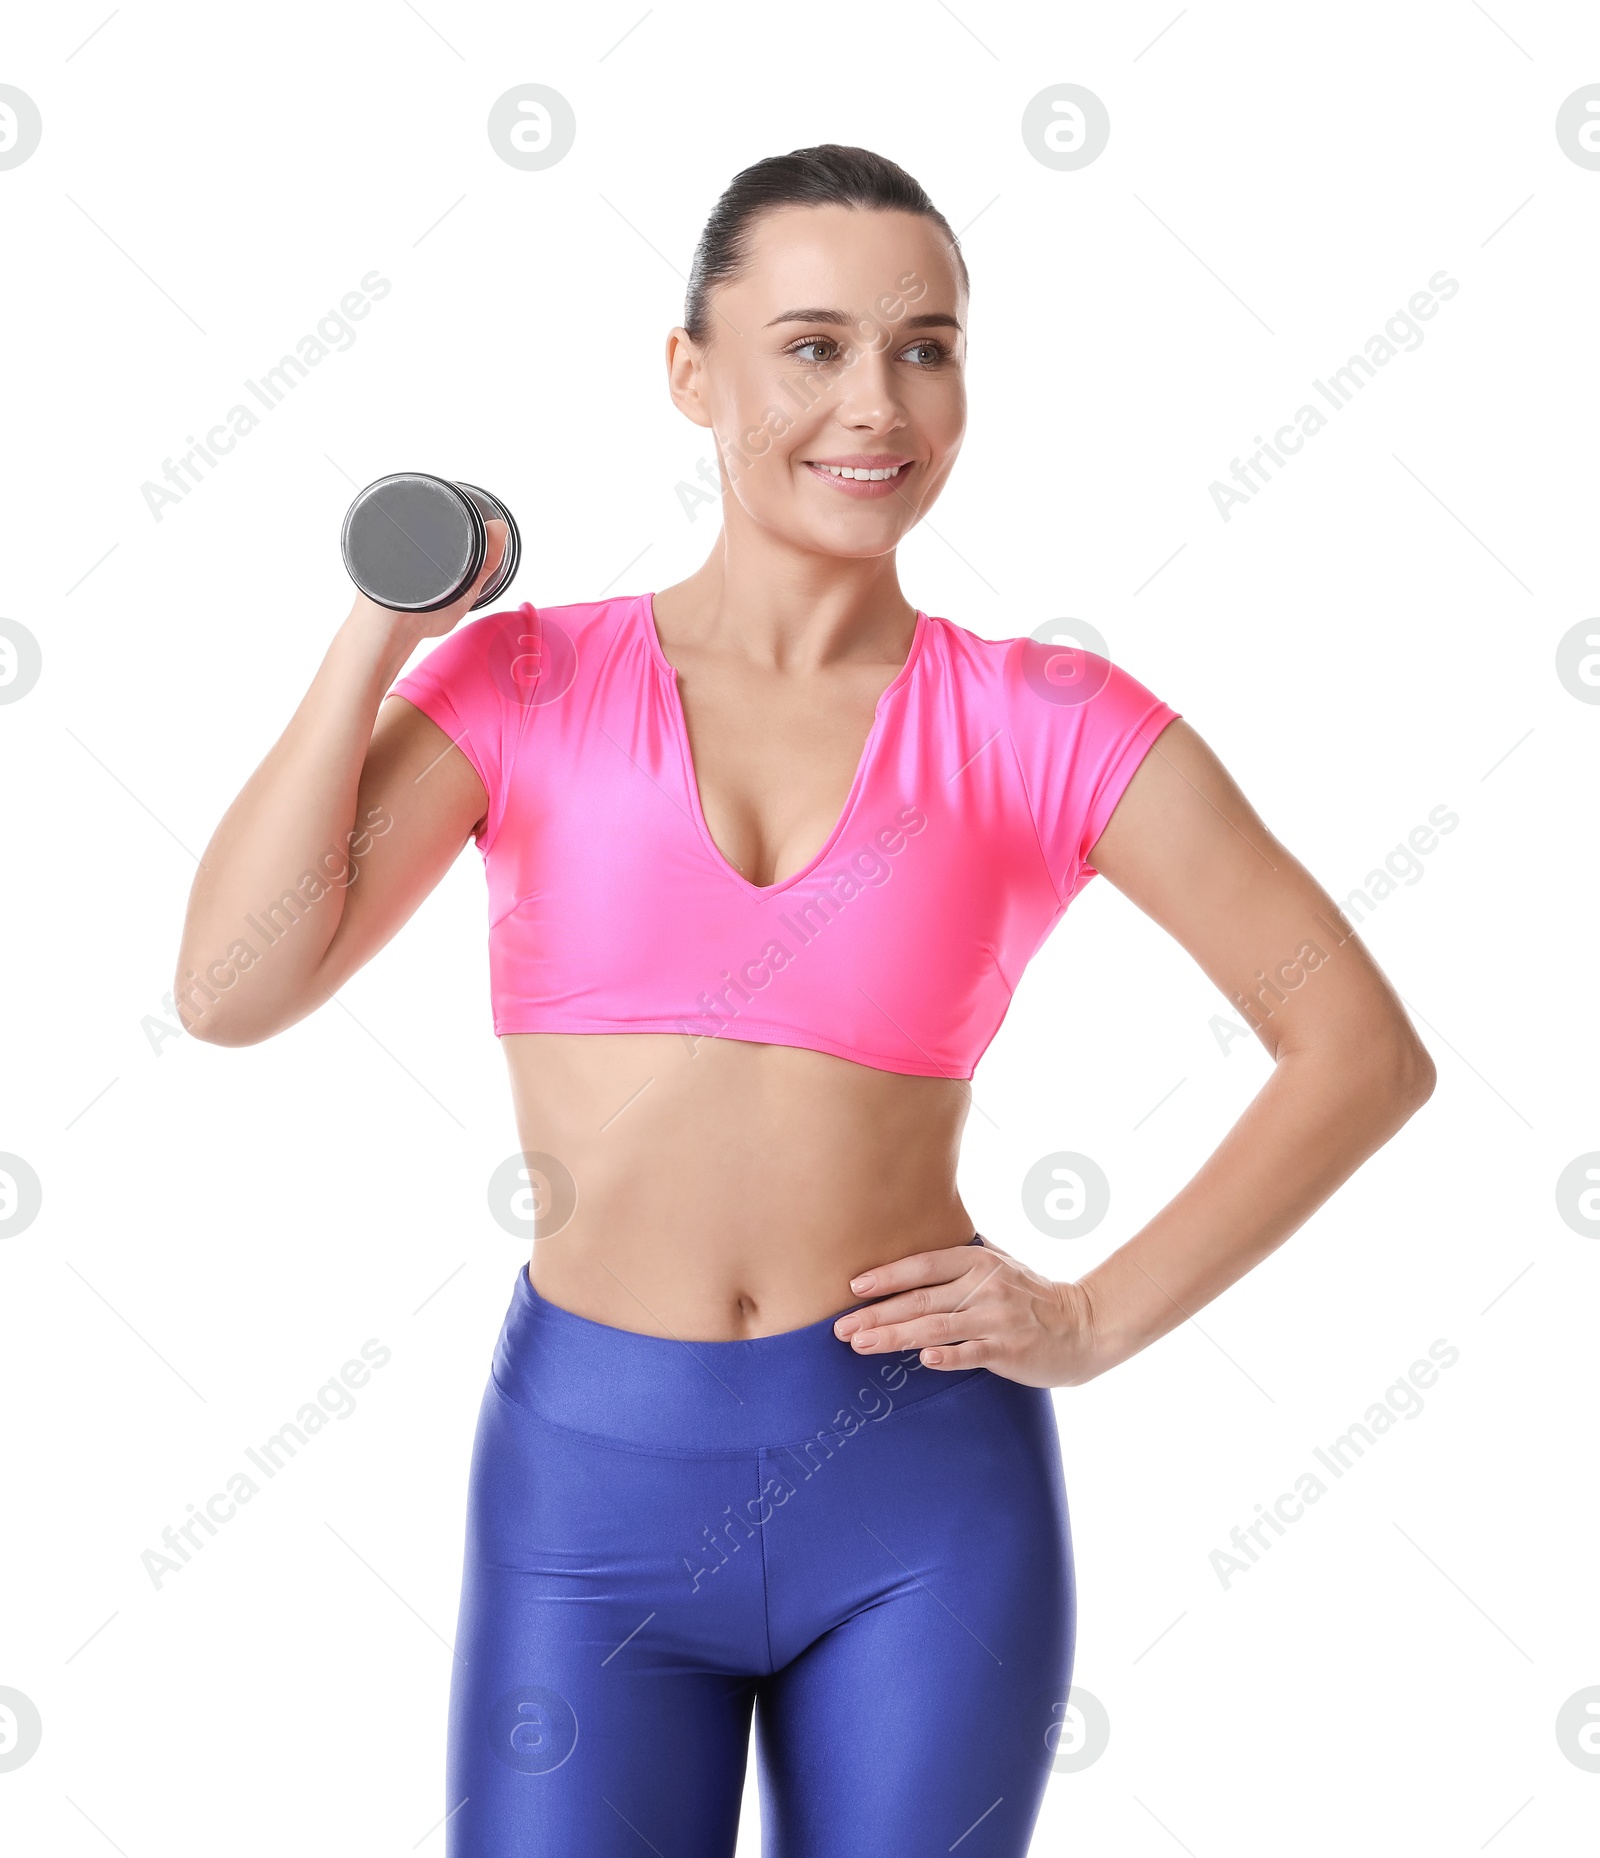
[764, 307, 963, 332]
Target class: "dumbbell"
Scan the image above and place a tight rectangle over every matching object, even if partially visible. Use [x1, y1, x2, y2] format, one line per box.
[341, 472, 522, 613]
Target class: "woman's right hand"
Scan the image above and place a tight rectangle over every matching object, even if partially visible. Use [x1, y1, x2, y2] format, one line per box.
[347, 517, 513, 645]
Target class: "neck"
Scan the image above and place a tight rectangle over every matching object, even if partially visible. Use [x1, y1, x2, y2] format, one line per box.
[654, 524, 917, 674]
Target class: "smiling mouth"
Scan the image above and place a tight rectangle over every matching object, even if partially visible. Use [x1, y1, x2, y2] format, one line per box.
[802, 461, 913, 483]
[799, 462, 910, 490]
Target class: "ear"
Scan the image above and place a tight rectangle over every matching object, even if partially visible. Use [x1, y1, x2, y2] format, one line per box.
[665, 326, 715, 430]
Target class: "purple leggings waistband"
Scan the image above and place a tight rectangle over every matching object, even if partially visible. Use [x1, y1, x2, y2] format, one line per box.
[491, 1232, 990, 1453]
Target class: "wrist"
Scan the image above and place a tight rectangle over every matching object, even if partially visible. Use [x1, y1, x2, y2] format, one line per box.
[335, 597, 431, 688]
[1048, 1276, 1111, 1387]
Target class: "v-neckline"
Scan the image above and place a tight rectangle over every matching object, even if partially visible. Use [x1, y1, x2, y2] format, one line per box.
[640, 591, 929, 899]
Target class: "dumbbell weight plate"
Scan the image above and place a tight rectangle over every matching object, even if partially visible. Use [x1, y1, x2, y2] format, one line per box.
[453, 482, 522, 610]
[341, 472, 485, 613]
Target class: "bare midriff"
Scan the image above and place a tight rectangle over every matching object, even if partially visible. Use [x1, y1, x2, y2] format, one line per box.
[502, 1030, 974, 1341]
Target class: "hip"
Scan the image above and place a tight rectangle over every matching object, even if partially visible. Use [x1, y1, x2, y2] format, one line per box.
[465, 1251, 1073, 1650]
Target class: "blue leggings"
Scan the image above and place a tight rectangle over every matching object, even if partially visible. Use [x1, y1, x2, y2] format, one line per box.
[446, 1235, 1076, 1855]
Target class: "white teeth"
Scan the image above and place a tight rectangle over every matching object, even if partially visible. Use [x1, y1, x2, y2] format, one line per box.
[813, 463, 906, 480]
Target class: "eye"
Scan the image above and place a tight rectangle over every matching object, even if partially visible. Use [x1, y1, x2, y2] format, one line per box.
[782, 333, 956, 368]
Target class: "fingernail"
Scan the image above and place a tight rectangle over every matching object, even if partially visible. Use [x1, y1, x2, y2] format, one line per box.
[851, 1275, 873, 1292]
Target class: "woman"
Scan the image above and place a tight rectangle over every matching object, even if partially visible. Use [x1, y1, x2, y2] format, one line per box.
[174, 145, 1435, 1855]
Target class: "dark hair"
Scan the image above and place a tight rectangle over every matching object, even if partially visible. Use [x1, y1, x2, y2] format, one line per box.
[683, 143, 969, 347]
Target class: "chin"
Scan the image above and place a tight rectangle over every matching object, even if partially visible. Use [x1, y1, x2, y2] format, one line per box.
[789, 518, 901, 556]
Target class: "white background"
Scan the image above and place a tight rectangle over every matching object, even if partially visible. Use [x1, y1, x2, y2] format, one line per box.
[2, 2, 1596, 1852]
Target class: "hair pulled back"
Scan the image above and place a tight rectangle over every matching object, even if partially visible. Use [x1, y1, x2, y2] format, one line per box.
[683, 143, 968, 347]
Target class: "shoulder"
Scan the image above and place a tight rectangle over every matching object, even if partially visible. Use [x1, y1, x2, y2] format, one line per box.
[920, 613, 1174, 727]
[434, 593, 635, 656]
[916, 612, 1012, 712]
[392, 593, 639, 697]
[511, 593, 640, 646]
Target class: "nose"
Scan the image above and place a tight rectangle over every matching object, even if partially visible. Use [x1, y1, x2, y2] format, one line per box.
[829, 338, 910, 433]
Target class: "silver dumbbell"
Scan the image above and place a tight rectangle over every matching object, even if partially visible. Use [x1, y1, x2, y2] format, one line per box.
[341, 472, 521, 613]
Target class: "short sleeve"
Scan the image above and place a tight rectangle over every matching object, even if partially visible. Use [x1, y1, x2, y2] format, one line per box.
[1004, 639, 1182, 904]
[386, 609, 515, 847]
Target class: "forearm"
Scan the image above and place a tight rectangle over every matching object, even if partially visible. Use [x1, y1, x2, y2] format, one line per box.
[173, 603, 423, 1044]
[1068, 1036, 1435, 1383]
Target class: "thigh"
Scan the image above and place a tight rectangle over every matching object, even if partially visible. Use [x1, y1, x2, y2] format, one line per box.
[756, 1375, 1076, 1858]
[445, 1375, 764, 1857]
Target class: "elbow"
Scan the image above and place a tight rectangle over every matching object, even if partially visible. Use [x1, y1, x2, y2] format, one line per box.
[173, 961, 226, 1044]
[172, 967, 269, 1047]
[173, 959, 324, 1047]
[173, 971, 214, 1042]
[1375, 1028, 1437, 1126]
[181, 1013, 252, 1048]
[1405, 1041, 1438, 1108]
[176, 992, 250, 1046]
[180, 1005, 285, 1048]
[1288, 1021, 1437, 1129]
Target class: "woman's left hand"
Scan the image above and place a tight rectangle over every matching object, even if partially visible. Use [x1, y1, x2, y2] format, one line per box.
[832, 1234, 1098, 1388]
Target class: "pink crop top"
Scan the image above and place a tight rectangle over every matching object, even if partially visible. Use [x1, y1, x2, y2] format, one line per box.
[386, 593, 1182, 1080]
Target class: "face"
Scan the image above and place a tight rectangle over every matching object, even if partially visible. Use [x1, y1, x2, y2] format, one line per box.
[666, 204, 967, 557]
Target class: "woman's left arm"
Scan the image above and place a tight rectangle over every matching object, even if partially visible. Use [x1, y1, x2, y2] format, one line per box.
[832, 717, 1438, 1387]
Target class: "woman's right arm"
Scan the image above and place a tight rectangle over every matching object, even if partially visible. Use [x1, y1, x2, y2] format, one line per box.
[173, 527, 507, 1046]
